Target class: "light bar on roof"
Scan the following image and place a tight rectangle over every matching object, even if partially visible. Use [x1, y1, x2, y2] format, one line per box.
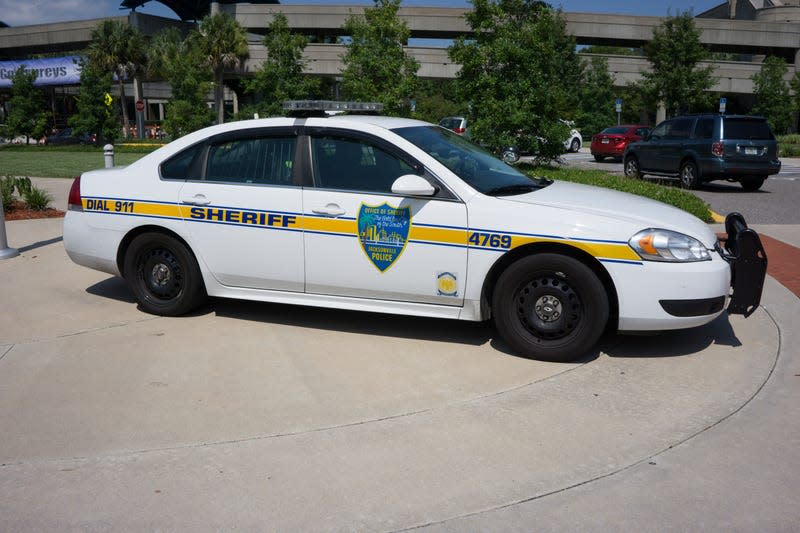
[282, 100, 384, 112]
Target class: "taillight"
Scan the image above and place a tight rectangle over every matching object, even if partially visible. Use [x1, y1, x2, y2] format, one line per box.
[454, 127, 466, 134]
[68, 176, 83, 211]
[712, 141, 724, 157]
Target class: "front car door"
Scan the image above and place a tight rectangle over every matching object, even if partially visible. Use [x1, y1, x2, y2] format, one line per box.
[301, 129, 469, 306]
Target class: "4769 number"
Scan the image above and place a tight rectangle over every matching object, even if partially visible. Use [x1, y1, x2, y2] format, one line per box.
[468, 232, 511, 249]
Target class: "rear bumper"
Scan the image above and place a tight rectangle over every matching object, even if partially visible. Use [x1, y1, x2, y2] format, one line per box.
[718, 213, 768, 317]
[702, 158, 781, 178]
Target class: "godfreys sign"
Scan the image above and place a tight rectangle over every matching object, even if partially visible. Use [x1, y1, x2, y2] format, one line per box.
[0, 56, 82, 88]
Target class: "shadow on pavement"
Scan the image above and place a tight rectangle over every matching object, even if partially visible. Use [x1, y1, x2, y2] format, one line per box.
[84, 276, 740, 357]
[18, 236, 63, 253]
[604, 313, 741, 359]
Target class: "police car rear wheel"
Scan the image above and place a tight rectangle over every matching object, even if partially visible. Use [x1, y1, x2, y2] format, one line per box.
[492, 254, 609, 362]
[124, 233, 206, 316]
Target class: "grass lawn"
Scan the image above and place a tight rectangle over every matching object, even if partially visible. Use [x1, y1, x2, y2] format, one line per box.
[0, 146, 151, 179]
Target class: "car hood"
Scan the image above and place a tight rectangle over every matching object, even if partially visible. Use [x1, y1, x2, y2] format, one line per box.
[499, 180, 716, 247]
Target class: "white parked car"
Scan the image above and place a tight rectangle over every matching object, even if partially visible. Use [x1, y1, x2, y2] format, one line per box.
[63, 102, 766, 362]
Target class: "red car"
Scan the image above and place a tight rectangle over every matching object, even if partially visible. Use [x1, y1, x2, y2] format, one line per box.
[590, 125, 651, 162]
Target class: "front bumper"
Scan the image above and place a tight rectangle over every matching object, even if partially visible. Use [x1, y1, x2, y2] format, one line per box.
[718, 212, 768, 317]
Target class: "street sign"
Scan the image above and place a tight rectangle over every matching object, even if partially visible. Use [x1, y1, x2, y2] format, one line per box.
[615, 98, 622, 113]
[135, 100, 145, 112]
[719, 97, 727, 114]
[104, 92, 113, 107]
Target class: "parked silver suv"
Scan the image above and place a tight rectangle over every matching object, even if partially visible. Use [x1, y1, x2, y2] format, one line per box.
[623, 114, 781, 191]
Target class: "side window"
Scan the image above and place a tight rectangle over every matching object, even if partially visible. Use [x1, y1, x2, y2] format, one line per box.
[311, 135, 415, 194]
[206, 136, 296, 185]
[693, 118, 715, 139]
[635, 127, 650, 137]
[650, 121, 670, 139]
[666, 119, 694, 139]
[160, 143, 204, 180]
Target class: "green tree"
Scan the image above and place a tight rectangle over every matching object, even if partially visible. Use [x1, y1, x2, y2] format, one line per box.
[244, 13, 320, 117]
[148, 27, 214, 138]
[2, 66, 47, 144]
[194, 12, 249, 124]
[412, 79, 464, 124]
[68, 58, 119, 145]
[449, 0, 582, 161]
[575, 56, 616, 138]
[640, 11, 715, 116]
[751, 56, 792, 134]
[86, 20, 147, 138]
[340, 0, 419, 116]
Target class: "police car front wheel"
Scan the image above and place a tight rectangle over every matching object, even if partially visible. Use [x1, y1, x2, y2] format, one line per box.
[492, 254, 609, 362]
[124, 233, 206, 316]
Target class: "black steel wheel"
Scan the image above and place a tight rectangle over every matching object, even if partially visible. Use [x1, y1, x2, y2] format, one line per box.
[680, 160, 700, 189]
[124, 233, 206, 316]
[492, 254, 609, 362]
[624, 156, 642, 179]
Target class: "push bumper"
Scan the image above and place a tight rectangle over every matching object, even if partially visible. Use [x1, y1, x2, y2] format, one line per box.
[718, 212, 768, 317]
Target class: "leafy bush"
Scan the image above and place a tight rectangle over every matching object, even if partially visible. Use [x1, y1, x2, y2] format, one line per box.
[1, 175, 16, 211]
[521, 165, 713, 222]
[777, 134, 800, 157]
[22, 183, 52, 211]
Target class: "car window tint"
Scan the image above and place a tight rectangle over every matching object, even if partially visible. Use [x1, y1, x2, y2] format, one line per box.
[206, 136, 296, 185]
[602, 126, 628, 135]
[160, 143, 204, 180]
[635, 128, 650, 137]
[694, 118, 715, 139]
[650, 122, 670, 138]
[723, 118, 774, 140]
[311, 135, 414, 193]
[667, 119, 693, 139]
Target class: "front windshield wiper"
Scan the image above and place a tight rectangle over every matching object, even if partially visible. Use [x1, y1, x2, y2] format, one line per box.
[484, 182, 549, 196]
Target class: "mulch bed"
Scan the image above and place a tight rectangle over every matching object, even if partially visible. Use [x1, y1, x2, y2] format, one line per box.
[3, 201, 65, 221]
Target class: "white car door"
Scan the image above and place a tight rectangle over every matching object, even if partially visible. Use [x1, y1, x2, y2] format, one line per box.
[302, 132, 468, 305]
[177, 129, 305, 292]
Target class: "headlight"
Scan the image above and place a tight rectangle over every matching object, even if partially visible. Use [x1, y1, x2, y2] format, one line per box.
[629, 229, 711, 262]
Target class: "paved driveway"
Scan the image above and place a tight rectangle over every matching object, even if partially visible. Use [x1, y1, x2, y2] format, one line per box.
[1, 216, 798, 530]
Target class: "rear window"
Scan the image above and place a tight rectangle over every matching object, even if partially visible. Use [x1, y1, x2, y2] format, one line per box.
[439, 117, 463, 130]
[723, 118, 774, 141]
[602, 126, 628, 135]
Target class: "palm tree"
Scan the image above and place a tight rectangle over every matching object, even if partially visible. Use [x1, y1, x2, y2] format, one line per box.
[87, 20, 147, 138]
[194, 12, 249, 124]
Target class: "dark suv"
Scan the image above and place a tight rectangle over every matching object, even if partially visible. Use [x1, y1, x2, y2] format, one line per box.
[623, 114, 781, 190]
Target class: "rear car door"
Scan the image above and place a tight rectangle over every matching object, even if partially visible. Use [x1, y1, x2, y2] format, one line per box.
[177, 128, 305, 292]
[302, 130, 469, 306]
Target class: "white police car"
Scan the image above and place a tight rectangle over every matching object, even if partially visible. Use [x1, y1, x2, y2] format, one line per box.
[63, 101, 767, 362]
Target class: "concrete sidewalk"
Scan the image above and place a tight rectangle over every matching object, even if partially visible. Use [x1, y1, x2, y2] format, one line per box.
[0, 183, 798, 530]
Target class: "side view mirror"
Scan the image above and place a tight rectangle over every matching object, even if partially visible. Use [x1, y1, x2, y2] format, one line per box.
[391, 174, 436, 197]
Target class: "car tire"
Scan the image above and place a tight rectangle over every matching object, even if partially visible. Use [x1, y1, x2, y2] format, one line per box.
[593, 154, 604, 162]
[124, 232, 207, 316]
[492, 253, 609, 362]
[570, 138, 581, 153]
[740, 177, 765, 191]
[624, 156, 642, 179]
[679, 160, 700, 189]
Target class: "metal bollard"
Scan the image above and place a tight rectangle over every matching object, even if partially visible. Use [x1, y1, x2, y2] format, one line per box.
[104, 144, 115, 168]
[0, 201, 20, 260]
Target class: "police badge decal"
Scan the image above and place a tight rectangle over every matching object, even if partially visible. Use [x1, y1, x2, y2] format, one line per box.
[357, 202, 411, 272]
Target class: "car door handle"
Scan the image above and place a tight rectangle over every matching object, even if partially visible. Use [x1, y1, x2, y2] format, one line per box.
[181, 194, 210, 206]
[312, 204, 346, 217]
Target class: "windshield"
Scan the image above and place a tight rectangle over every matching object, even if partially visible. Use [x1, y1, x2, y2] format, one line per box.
[393, 125, 550, 195]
